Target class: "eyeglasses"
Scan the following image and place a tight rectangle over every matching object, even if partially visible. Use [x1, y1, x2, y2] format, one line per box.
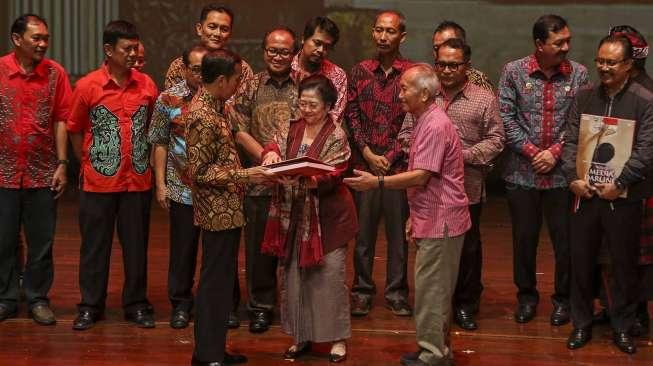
[434, 61, 467, 71]
[265, 47, 293, 58]
[594, 57, 628, 67]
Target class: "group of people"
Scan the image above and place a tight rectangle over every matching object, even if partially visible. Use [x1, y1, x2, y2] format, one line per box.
[0, 3, 652, 366]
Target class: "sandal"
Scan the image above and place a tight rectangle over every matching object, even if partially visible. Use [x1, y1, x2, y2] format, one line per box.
[283, 341, 312, 359]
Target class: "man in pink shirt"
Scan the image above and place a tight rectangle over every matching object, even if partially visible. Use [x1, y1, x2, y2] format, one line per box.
[346, 64, 470, 366]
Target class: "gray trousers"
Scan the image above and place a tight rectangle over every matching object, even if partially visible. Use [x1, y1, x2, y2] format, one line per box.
[415, 228, 464, 365]
[351, 188, 409, 302]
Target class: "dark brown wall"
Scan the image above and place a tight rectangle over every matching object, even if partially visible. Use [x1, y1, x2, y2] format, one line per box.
[120, 0, 326, 87]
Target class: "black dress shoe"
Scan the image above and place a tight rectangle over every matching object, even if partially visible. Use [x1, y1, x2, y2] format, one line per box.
[567, 328, 591, 350]
[223, 352, 247, 364]
[514, 304, 536, 323]
[613, 331, 636, 354]
[0, 304, 17, 322]
[550, 305, 570, 326]
[248, 310, 270, 333]
[283, 342, 311, 360]
[73, 310, 99, 330]
[191, 356, 223, 366]
[125, 308, 155, 328]
[454, 308, 478, 330]
[226, 311, 240, 329]
[170, 309, 190, 329]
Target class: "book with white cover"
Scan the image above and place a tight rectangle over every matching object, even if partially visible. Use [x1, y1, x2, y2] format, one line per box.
[265, 156, 335, 176]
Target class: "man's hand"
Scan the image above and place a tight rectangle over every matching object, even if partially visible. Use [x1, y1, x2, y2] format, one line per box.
[532, 149, 556, 174]
[405, 216, 415, 246]
[595, 182, 623, 201]
[262, 152, 281, 166]
[155, 183, 170, 210]
[570, 179, 595, 199]
[343, 169, 378, 192]
[51, 164, 67, 199]
[363, 146, 389, 175]
[247, 166, 275, 184]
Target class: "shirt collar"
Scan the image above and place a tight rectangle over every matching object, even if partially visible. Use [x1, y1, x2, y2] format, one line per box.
[370, 54, 409, 75]
[527, 54, 572, 78]
[261, 70, 293, 88]
[7, 52, 49, 78]
[100, 61, 136, 88]
[199, 87, 224, 114]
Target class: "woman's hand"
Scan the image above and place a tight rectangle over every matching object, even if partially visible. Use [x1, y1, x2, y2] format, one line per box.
[262, 152, 281, 166]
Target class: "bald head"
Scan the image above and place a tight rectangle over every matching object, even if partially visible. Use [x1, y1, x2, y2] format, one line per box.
[399, 64, 440, 115]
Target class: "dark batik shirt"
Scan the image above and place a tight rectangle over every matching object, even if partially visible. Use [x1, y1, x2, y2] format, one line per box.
[186, 88, 249, 231]
[231, 70, 299, 196]
[345, 56, 412, 174]
[498, 55, 589, 189]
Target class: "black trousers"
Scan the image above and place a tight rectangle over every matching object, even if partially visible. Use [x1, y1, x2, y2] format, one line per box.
[571, 197, 641, 332]
[454, 203, 483, 313]
[77, 190, 152, 314]
[167, 201, 241, 313]
[193, 227, 241, 362]
[352, 188, 410, 302]
[0, 188, 56, 311]
[506, 185, 570, 307]
[244, 195, 277, 312]
[168, 201, 201, 312]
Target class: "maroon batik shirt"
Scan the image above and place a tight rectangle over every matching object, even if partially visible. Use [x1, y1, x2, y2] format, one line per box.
[345, 56, 412, 174]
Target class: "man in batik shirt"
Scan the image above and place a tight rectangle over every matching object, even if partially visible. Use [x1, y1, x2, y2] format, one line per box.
[0, 13, 72, 326]
[68, 20, 158, 331]
[346, 10, 413, 318]
[231, 26, 299, 334]
[148, 44, 207, 330]
[498, 14, 588, 326]
[291, 16, 347, 122]
[164, 4, 253, 95]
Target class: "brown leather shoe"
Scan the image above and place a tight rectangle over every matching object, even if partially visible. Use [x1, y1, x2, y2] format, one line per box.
[30, 303, 56, 325]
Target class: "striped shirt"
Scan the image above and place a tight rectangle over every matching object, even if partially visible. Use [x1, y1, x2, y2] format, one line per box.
[408, 103, 470, 239]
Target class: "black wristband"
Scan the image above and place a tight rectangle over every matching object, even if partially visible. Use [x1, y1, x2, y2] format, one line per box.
[58, 159, 69, 166]
[378, 175, 384, 190]
[615, 179, 625, 191]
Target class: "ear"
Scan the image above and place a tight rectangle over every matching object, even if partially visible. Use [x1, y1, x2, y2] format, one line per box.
[195, 23, 203, 38]
[103, 43, 113, 57]
[11, 33, 21, 47]
[624, 58, 634, 72]
[399, 32, 407, 44]
[535, 39, 544, 52]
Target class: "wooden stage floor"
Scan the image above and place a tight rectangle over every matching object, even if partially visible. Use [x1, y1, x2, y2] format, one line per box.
[1, 192, 652, 365]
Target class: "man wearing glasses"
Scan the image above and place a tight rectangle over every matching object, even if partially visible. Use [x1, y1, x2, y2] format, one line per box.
[230, 26, 299, 334]
[147, 44, 208, 330]
[498, 14, 588, 326]
[346, 10, 413, 318]
[432, 21, 493, 91]
[291, 16, 347, 122]
[434, 38, 505, 331]
[561, 34, 653, 354]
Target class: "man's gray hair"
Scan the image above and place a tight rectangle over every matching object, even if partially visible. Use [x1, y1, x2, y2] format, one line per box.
[408, 63, 440, 98]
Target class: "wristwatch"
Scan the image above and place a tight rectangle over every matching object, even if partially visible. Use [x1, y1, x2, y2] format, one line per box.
[378, 175, 384, 190]
[58, 159, 69, 166]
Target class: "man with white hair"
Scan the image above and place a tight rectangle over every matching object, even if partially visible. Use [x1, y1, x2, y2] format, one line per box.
[345, 64, 470, 366]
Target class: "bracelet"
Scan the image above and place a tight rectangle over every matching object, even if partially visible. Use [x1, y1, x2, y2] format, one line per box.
[57, 159, 69, 166]
[378, 175, 384, 190]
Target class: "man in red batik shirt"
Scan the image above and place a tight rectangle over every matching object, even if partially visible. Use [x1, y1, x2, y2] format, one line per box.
[0, 13, 72, 326]
[67, 20, 158, 331]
